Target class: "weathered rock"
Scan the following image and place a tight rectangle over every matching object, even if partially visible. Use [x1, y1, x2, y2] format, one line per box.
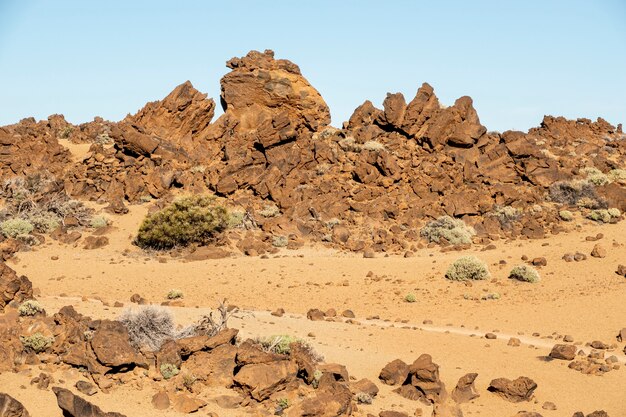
[151, 391, 170, 410]
[590, 244, 606, 258]
[0, 262, 33, 312]
[0, 393, 31, 417]
[233, 360, 298, 401]
[75, 381, 97, 396]
[379, 359, 410, 385]
[350, 378, 379, 398]
[549, 344, 576, 361]
[307, 309, 325, 321]
[451, 373, 479, 403]
[171, 393, 206, 413]
[90, 320, 146, 369]
[52, 387, 126, 417]
[487, 376, 537, 402]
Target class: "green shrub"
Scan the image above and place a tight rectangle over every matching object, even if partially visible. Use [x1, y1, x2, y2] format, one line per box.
[420, 216, 475, 245]
[509, 265, 540, 283]
[587, 209, 620, 223]
[167, 289, 184, 300]
[582, 167, 610, 186]
[491, 206, 522, 227]
[272, 235, 288, 248]
[0, 218, 34, 237]
[404, 293, 417, 303]
[258, 204, 280, 218]
[608, 169, 626, 183]
[18, 300, 44, 316]
[20, 333, 54, 353]
[135, 195, 229, 249]
[277, 398, 290, 410]
[90, 215, 109, 229]
[608, 208, 621, 218]
[258, 335, 323, 362]
[160, 363, 180, 379]
[355, 392, 373, 404]
[227, 210, 245, 228]
[29, 212, 60, 233]
[559, 210, 574, 221]
[445, 256, 490, 281]
[549, 180, 604, 208]
[312, 369, 323, 388]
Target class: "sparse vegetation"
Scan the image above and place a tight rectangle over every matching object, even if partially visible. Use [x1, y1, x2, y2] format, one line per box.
[491, 205, 522, 227]
[119, 306, 192, 351]
[548, 180, 605, 208]
[135, 195, 229, 249]
[509, 265, 540, 283]
[18, 300, 44, 316]
[404, 293, 417, 303]
[258, 204, 280, 218]
[355, 392, 373, 404]
[361, 140, 386, 152]
[587, 208, 620, 223]
[420, 216, 475, 245]
[257, 335, 324, 362]
[90, 215, 109, 229]
[160, 363, 180, 380]
[277, 398, 290, 409]
[582, 167, 610, 186]
[272, 235, 288, 248]
[312, 369, 323, 389]
[608, 169, 626, 183]
[227, 209, 245, 228]
[20, 333, 54, 353]
[0, 218, 34, 238]
[167, 289, 184, 300]
[559, 210, 574, 221]
[445, 256, 490, 281]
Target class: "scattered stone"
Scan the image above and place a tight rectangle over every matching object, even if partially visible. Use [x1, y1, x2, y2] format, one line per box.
[590, 244, 606, 258]
[485, 332, 497, 340]
[53, 387, 127, 416]
[0, 392, 31, 416]
[271, 308, 285, 317]
[542, 401, 557, 410]
[342, 309, 355, 318]
[451, 372, 479, 403]
[531, 257, 547, 266]
[549, 344, 576, 361]
[75, 381, 97, 396]
[616, 265, 626, 277]
[306, 309, 325, 321]
[379, 359, 410, 386]
[508, 337, 521, 347]
[487, 376, 537, 402]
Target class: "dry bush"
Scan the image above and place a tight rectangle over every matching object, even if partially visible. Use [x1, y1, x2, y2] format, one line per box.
[420, 216, 475, 245]
[548, 180, 606, 208]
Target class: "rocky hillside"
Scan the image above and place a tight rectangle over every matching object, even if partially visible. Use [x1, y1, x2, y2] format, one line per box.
[1, 49, 624, 255]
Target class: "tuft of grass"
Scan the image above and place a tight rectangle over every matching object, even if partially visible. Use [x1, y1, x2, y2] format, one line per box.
[160, 363, 180, 380]
[0, 218, 34, 238]
[559, 210, 574, 221]
[135, 195, 229, 249]
[509, 265, 540, 283]
[167, 289, 184, 300]
[258, 204, 280, 218]
[119, 306, 191, 351]
[20, 333, 54, 353]
[404, 293, 417, 303]
[445, 256, 490, 281]
[420, 216, 475, 245]
[18, 300, 44, 316]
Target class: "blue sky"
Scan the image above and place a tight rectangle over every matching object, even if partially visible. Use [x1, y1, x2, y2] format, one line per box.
[0, 1, 625, 131]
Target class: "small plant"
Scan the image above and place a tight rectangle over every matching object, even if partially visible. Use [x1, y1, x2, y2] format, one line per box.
[90, 215, 109, 229]
[277, 398, 290, 410]
[259, 335, 302, 355]
[608, 169, 626, 183]
[119, 306, 184, 351]
[160, 363, 180, 380]
[361, 140, 386, 152]
[189, 165, 207, 174]
[0, 218, 34, 238]
[182, 373, 197, 390]
[167, 289, 184, 300]
[227, 210, 245, 228]
[59, 126, 73, 139]
[582, 167, 610, 186]
[491, 206, 522, 227]
[29, 212, 60, 233]
[135, 195, 229, 249]
[420, 216, 475, 245]
[20, 333, 54, 353]
[258, 204, 280, 218]
[404, 293, 417, 303]
[355, 392, 373, 404]
[559, 210, 574, 221]
[549, 180, 604, 208]
[481, 292, 501, 300]
[94, 133, 113, 145]
[272, 235, 288, 248]
[509, 265, 540, 283]
[445, 256, 490, 281]
[18, 300, 44, 316]
[587, 209, 620, 223]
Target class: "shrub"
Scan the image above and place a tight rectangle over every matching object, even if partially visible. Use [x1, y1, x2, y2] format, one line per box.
[160, 363, 179, 380]
[509, 265, 540, 283]
[135, 195, 229, 249]
[404, 293, 416, 303]
[18, 300, 44, 316]
[559, 210, 574, 221]
[355, 392, 373, 404]
[582, 167, 610, 186]
[445, 256, 490, 281]
[258, 204, 280, 218]
[420, 216, 475, 245]
[29, 212, 60, 233]
[20, 333, 54, 353]
[0, 218, 34, 237]
[608, 169, 626, 183]
[167, 289, 184, 300]
[277, 398, 290, 410]
[587, 209, 619, 223]
[90, 215, 109, 229]
[549, 180, 605, 208]
[491, 206, 522, 227]
[119, 306, 184, 351]
[272, 235, 288, 248]
[258, 335, 324, 362]
[227, 210, 245, 228]
[608, 208, 621, 218]
[361, 140, 386, 152]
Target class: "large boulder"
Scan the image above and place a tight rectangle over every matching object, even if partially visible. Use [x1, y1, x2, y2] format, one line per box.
[233, 359, 298, 401]
[487, 376, 537, 403]
[0, 393, 30, 417]
[89, 320, 146, 369]
[52, 387, 126, 417]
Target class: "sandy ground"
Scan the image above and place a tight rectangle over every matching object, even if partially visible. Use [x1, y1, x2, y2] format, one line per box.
[2, 202, 625, 417]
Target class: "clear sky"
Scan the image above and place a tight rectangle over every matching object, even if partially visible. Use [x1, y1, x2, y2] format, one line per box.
[1, 0, 625, 132]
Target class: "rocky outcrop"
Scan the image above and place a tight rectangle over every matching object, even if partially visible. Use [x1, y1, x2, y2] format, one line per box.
[451, 372, 479, 403]
[52, 387, 126, 417]
[0, 393, 30, 417]
[488, 376, 537, 402]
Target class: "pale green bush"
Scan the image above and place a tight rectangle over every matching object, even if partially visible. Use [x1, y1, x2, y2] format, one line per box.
[20, 333, 54, 353]
[361, 140, 386, 152]
[90, 215, 109, 229]
[509, 265, 540, 283]
[18, 300, 44, 316]
[167, 289, 184, 300]
[445, 256, 490, 281]
[355, 392, 373, 404]
[0, 218, 34, 237]
[272, 235, 288, 248]
[420, 216, 475, 245]
[258, 204, 280, 218]
[587, 209, 619, 223]
[404, 293, 417, 303]
[29, 212, 60, 233]
[559, 210, 574, 221]
[608, 169, 626, 183]
[608, 208, 621, 218]
[582, 167, 610, 186]
[160, 363, 180, 379]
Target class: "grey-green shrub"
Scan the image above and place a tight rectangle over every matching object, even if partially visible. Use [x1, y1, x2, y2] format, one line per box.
[509, 265, 540, 283]
[90, 215, 109, 229]
[355, 392, 373, 404]
[445, 256, 490, 281]
[404, 293, 417, 303]
[29, 212, 60, 233]
[18, 300, 44, 316]
[0, 218, 34, 237]
[136, 195, 229, 249]
[582, 167, 609, 186]
[420, 216, 475, 245]
[272, 235, 288, 248]
[587, 209, 620, 223]
[20, 333, 54, 353]
[167, 289, 183, 300]
[160, 363, 180, 379]
[559, 210, 574, 221]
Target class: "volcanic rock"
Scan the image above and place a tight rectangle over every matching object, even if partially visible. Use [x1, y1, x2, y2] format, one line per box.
[0, 262, 33, 312]
[0, 393, 30, 417]
[549, 344, 576, 361]
[451, 372, 479, 403]
[488, 376, 537, 402]
[52, 387, 126, 417]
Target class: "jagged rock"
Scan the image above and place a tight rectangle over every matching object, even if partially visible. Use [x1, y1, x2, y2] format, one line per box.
[183, 344, 238, 387]
[75, 381, 97, 396]
[549, 344, 576, 361]
[52, 387, 126, 417]
[0, 392, 31, 417]
[286, 380, 352, 417]
[89, 320, 146, 369]
[172, 393, 206, 413]
[379, 359, 410, 385]
[233, 360, 298, 401]
[350, 378, 379, 398]
[151, 391, 170, 410]
[488, 376, 537, 403]
[451, 373, 479, 403]
[0, 262, 32, 312]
